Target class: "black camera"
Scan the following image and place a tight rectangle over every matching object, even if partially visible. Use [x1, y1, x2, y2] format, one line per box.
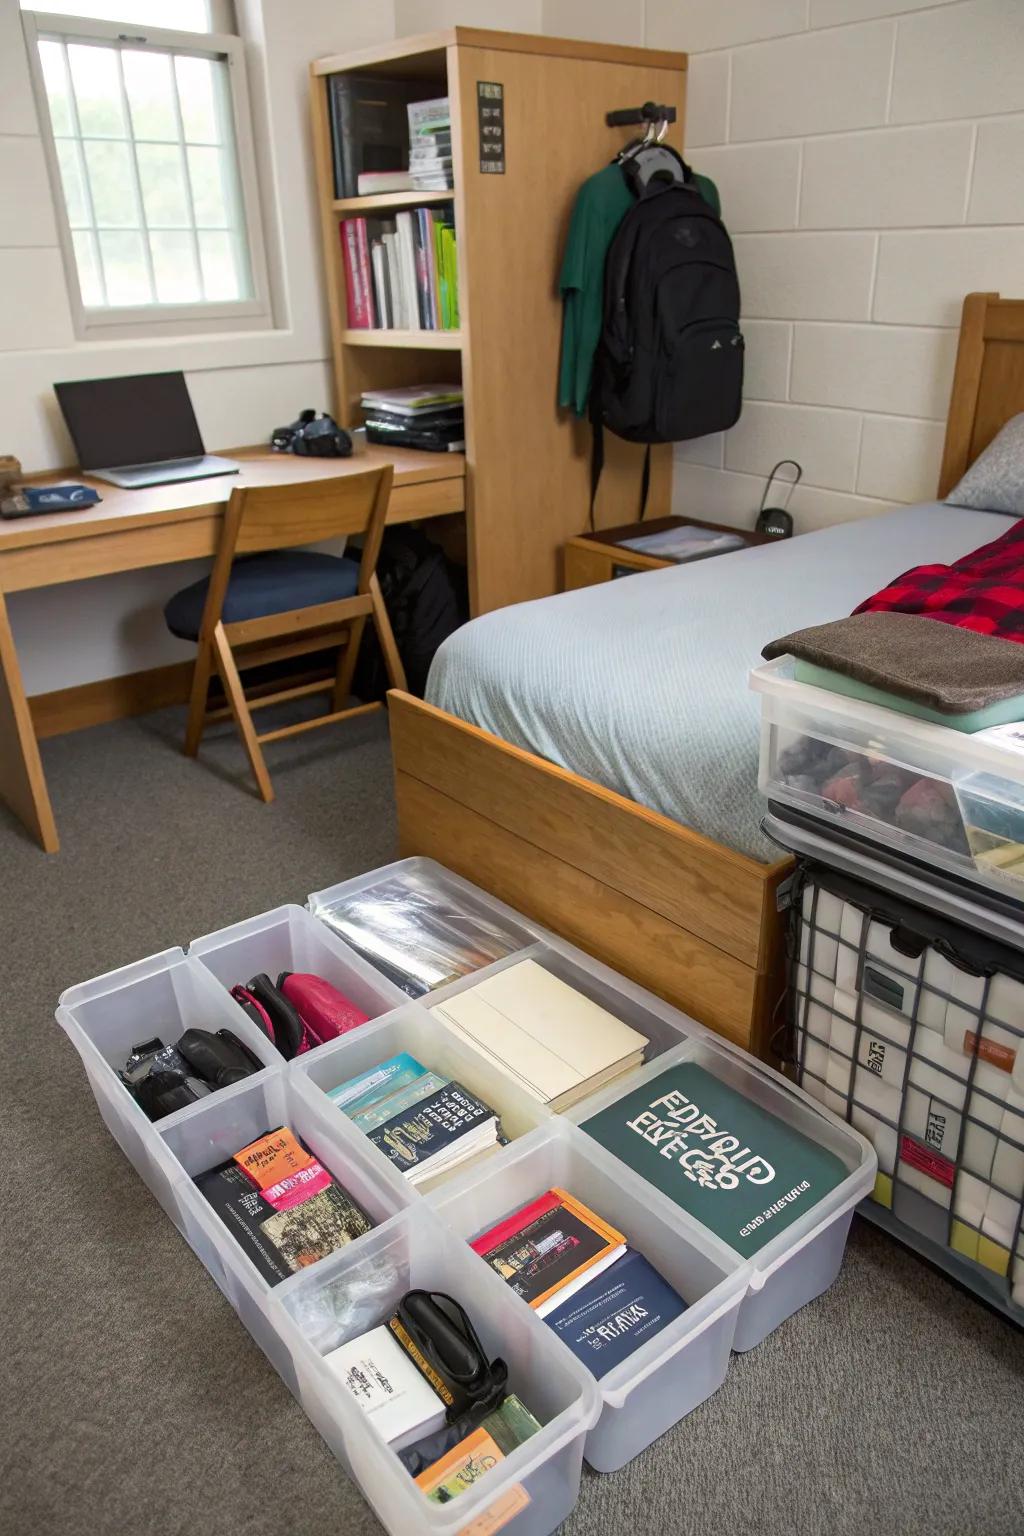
[271, 408, 352, 458]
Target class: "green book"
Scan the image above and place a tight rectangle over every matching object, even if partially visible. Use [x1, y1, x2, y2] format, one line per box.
[582, 1063, 847, 1258]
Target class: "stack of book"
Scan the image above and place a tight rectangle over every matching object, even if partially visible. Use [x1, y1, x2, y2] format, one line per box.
[429, 960, 648, 1112]
[340, 204, 457, 332]
[195, 1126, 372, 1285]
[472, 1188, 687, 1380]
[408, 97, 453, 191]
[361, 385, 465, 454]
[317, 871, 516, 993]
[328, 1051, 503, 1189]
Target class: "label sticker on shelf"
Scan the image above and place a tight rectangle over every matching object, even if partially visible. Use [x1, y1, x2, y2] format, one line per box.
[477, 81, 505, 174]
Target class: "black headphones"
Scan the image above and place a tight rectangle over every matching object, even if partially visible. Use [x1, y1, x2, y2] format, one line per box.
[271, 408, 352, 458]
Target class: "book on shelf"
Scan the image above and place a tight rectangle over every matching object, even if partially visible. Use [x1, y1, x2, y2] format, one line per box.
[325, 1323, 448, 1449]
[329, 1052, 502, 1187]
[429, 959, 647, 1112]
[194, 1126, 372, 1285]
[471, 1187, 627, 1317]
[328, 76, 422, 200]
[408, 97, 454, 192]
[339, 205, 457, 333]
[408, 96, 451, 137]
[356, 169, 414, 195]
[340, 218, 376, 328]
[543, 1249, 687, 1379]
[581, 1061, 848, 1257]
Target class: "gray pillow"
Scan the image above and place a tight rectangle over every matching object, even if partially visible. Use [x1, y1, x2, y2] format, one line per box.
[946, 411, 1024, 515]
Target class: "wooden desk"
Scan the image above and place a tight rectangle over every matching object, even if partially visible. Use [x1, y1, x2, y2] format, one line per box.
[0, 444, 465, 853]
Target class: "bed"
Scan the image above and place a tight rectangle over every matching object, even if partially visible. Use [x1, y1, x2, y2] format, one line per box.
[388, 292, 1024, 1056]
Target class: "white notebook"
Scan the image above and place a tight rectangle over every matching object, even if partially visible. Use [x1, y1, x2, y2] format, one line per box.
[325, 1324, 446, 1449]
[430, 960, 646, 1112]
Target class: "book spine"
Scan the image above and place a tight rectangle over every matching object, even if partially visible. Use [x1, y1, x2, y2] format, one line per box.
[327, 77, 350, 200]
[395, 211, 422, 332]
[340, 220, 370, 328]
[414, 209, 432, 329]
[354, 217, 376, 328]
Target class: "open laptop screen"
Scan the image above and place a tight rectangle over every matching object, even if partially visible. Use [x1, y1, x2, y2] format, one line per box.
[55, 371, 206, 471]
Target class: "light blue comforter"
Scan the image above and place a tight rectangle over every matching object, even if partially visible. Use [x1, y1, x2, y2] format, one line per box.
[427, 503, 1009, 861]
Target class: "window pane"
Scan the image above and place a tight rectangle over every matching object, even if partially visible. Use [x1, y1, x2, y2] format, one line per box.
[38, 41, 73, 136]
[198, 229, 241, 300]
[23, 1, 212, 29]
[137, 143, 191, 227]
[83, 139, 137, 226]
[150, 230, 201, 302]
[56, 139, 90, 227]
[187, 144, 230, 227]
[122, 48, 177, 142]
[72, 230, 105, 306]
[68, 44, 126, 138]
[175, 54, 221, 143]
[98, 230, 152, 304]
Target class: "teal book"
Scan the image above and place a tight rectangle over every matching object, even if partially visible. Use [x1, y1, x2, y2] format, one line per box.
[582, 1063, 847, 1257]
[328, 1052, 426, 1114]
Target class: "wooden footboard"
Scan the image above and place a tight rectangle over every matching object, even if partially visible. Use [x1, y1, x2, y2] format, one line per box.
[387, 691, 792, 1057]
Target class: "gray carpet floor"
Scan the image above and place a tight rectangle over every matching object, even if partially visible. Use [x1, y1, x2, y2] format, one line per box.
[2, 705, 1023, 1536]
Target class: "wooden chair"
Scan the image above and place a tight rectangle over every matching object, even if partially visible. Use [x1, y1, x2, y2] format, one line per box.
[177, 465, 406, 802]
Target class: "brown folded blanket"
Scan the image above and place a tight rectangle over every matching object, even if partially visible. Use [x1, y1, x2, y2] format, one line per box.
[762, 611, 1024, 713]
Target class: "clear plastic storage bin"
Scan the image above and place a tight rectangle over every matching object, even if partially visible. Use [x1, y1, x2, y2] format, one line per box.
[752, 656, 1024, 902]
[188, 903, 406, 1056]
[430, 1119, 750, 1472]
[569, 1033, 876, 1351]
[56, 949, 282, 1227]
[271, 1203, 601, 1536]
[57, 855, 874, 1526]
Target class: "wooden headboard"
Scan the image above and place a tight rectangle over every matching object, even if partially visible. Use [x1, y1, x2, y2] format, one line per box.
[938, 291, 1024, 497]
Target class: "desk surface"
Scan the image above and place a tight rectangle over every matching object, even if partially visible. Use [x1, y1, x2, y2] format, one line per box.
[3, 444, 465, 553]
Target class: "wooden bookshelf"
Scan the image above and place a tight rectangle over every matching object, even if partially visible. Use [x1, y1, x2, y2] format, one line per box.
[309, 27, 687, 614]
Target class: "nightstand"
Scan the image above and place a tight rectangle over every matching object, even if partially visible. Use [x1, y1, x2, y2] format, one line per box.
[562, 515, 773, 591]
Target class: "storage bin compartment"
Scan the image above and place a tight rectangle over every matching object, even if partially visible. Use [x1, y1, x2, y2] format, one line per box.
[308, 857, 540, 998]
[569, 1035, 875, 1351]
[429, 1120, 748, 1472]
[56, 949, 281, 1227]
[153, 1070, 413, 1294]
[788, 855, 1024, 1325]
[290, 1001, 555, 1197]
[188, 903, 405, 1054]
[274, 1203, 600, 1536]
[752, 657, 1024, 900]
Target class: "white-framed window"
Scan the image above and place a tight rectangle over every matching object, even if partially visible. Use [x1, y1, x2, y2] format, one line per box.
[21, 1, 271, 336]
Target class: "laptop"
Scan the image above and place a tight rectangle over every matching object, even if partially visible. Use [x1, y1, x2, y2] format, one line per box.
[54, 371, 239, 489]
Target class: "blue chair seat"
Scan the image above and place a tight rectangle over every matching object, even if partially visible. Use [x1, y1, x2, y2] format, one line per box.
[165, 550, 361, 642]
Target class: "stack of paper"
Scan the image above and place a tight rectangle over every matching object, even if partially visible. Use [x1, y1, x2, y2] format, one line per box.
[429, 959, 647, 1112]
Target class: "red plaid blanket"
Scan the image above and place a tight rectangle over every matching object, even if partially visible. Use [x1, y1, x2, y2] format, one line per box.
[854, 517, 1024, 641]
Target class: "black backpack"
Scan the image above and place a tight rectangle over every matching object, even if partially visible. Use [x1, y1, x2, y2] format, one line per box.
[352, 528, 467, 701]
[590, 178, 743, 512]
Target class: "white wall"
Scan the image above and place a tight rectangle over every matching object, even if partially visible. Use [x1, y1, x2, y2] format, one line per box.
[0, 0, 394, 694]
[542, 0, 1024, 532]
